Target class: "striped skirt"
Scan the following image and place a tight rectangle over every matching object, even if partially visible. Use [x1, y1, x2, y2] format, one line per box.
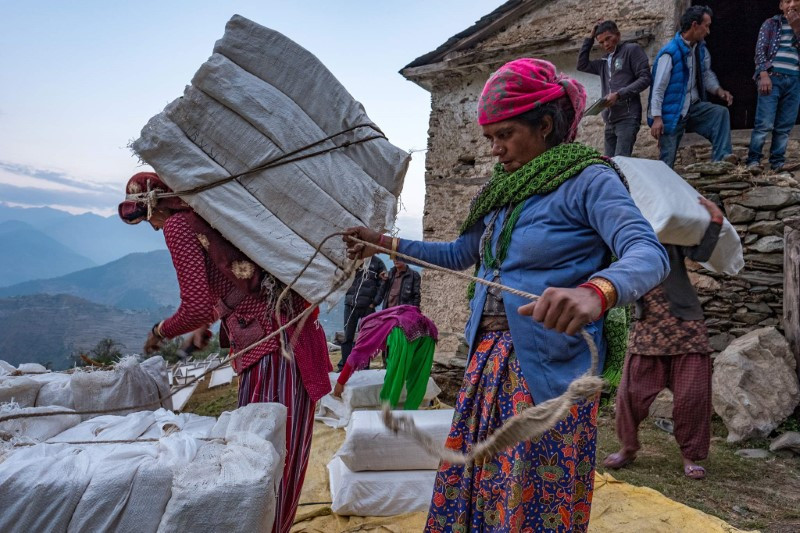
[238, 348, 315, 533]
[425, 330, 599, 532]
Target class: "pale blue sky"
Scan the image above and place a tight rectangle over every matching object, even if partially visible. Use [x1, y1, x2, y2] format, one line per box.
[0, 1, 503, 238]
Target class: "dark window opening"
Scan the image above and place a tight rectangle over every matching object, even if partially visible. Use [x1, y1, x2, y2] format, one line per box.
[693, 0, 799, 130]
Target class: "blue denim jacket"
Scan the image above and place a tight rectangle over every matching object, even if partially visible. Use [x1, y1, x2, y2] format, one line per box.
[398, 164, 669, 403]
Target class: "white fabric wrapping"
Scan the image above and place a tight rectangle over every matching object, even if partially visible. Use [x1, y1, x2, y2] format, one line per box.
[315, 370, 442, 428]
[337, 409, 454, 471]
[218, 402, 287, 461]
[31, 372, 74, 409]
[613, 156, 744, 275]
[0, 443, 98, 533]
[47, 411, 157, 443]
[327, 457, 436, 516]
[17, 363, 48, 374]
[0, 376, 42, 407]
[138, 408, 217, 439]
[0, 359, 16, 374]
[0, 406, 81, 441]
[131, 15, 409, 306]
[157, 436, 281, 533]
[70, 357, 170, 420]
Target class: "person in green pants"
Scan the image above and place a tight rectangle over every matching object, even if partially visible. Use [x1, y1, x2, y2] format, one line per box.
[332, 305, 438, 409]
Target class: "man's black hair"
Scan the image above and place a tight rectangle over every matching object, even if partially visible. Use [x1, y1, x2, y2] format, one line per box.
[596, 20, 619, 36]
[680, 5, 713, 33]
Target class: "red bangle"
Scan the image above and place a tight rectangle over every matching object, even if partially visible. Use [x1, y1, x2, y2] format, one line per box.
[578, 283, 607, 316]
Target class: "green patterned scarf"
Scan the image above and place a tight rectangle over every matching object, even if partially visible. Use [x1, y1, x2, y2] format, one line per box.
[464, 143, 609, 297]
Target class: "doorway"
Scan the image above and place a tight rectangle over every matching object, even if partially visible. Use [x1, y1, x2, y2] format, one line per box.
[693, 0, 798, 129]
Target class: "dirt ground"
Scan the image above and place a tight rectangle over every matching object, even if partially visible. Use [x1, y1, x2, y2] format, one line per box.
[595, 408, 800, 533]
[184, 372, 800, 532]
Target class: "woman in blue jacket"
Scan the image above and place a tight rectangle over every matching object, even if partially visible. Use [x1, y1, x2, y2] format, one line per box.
[345, 58, 668, 532]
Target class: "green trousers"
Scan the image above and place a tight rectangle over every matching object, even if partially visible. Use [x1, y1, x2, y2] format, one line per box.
[379, 327, 435, 409]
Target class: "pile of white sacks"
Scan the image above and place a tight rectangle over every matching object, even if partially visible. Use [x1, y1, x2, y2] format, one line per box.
[328, 408, 454, 516]
[0, 358, 288, 532]
[315, 367, 452, 516]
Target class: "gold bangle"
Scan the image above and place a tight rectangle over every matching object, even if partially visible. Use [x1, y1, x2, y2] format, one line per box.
[587, 277, 618, 309]
[153, 320, 166, 339]
[390, 237, 398, 261]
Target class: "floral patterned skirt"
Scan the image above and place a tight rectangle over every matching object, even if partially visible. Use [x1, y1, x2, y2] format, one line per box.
[425, 330, 599, 533]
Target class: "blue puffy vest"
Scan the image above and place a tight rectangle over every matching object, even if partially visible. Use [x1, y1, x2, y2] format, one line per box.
[648, 33, 708, 134]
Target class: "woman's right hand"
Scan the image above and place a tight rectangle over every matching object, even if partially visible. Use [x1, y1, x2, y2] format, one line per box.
[343, 227, 383, 260]
[332, 382, 345, 398]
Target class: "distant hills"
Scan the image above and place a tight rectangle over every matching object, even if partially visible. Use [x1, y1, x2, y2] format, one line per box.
[0, 220, 96, 286]
[0, 250, 179, 310]
[0, 293, 166, 370]
[0, 203, 165, 285]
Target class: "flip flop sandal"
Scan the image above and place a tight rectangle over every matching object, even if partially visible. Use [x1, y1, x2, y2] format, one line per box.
[684, 465, 706, 480]
[603, 452, 636, 470]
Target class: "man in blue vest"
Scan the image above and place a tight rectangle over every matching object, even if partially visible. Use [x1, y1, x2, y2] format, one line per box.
[648, 5, 737, 168]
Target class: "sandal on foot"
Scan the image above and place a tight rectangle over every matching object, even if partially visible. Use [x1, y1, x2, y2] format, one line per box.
[603, 452, 636, 470]
[684, 464, 706, 480]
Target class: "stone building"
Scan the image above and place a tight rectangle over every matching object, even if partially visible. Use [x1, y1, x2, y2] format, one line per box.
[400, 0, 800, 396]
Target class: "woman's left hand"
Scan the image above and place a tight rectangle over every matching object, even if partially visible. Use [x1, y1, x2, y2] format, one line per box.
[332, 382, 345, 398]
[518, 287, 602, 336]
[143, 331, 163, 355]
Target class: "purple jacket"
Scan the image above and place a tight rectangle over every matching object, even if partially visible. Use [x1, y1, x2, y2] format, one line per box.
[754, 15, 800, 79]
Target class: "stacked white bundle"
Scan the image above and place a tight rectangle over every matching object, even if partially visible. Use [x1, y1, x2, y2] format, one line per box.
[0, 403, 287, 533]
[327, 409, 454, 516]
[132, 15, 410, 306]
[315, 369, 442, 428]
[613, 156, 744, 275]
[70, 356, 173, 419]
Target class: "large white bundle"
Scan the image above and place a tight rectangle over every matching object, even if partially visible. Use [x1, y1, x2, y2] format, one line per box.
[67, 435, 201, 533]
[139, 408, 217, 439]
[0, 375, 42, 407]
[327, 457, 436, 516]
[315, 370, 442, 428]
[337, 409, 454, 471]
[31, 372, 74, 408]
[157, 436, 281, 533]
[48, 411, 157, 443]
[0, 359, 16, 374]
[132, 15, 409, 306]
[613, 157, 744, 275]
[71, 356, 170, 420]
[216, 402, 287, 458]
[17, 362, 48, 374]
[0, 405, 81, 441]
[0, 443, 98, 532]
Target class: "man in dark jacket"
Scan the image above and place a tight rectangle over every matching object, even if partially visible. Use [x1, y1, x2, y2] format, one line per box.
[374, 259, 421, 310]
[577, 20, 652, 157]
[338, 255, 386, 371]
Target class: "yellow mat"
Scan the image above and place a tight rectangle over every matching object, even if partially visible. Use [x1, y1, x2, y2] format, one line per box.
[291, 421, 756, 533]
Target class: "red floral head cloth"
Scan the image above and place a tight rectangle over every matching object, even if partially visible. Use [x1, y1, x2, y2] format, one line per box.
[477, 58, 587, 142]
[118, 172, 190, 224]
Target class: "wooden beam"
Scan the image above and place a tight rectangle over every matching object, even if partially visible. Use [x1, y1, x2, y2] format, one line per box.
[783, 216, 800, 380]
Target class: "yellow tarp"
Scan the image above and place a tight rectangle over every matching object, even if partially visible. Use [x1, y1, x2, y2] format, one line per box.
[291, 421, 757, 533]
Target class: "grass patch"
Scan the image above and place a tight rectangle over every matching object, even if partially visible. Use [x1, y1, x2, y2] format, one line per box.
[182, 377, 239, 417]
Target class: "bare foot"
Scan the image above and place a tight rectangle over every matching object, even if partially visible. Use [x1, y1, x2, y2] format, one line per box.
[603, 449, 636, 469]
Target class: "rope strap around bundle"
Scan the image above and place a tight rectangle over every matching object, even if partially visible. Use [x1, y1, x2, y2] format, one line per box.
[126, 123, 385, 213]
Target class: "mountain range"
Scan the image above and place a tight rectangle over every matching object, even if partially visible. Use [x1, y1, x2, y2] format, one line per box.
[0, 203, 349, 368]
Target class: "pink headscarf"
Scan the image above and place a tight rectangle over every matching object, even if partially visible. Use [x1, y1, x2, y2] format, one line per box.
[477, 58, 586, 142]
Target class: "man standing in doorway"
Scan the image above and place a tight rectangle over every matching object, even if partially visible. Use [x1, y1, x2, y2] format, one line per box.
[577, 20, 652, 157]
[649, 5, 738, 168]
[375, 259, 421, 310]
[746, 0, 800, 174]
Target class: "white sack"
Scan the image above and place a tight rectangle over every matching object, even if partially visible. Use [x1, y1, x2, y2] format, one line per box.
[337, 409, 454, 471]
[31, 372, 74, 409]
[0, 376, 42, 407]
[141, 356, 173, 410]
[71, 357, 168, 420]
[48, 411, 156, 443]
[131, 15, 409, 306]
[218, 402, 287, 460]
[0, 405, 81, 442]
[67, 435, 201, 533]
[315, 370, 441, 428]
[139, 408, 217, 439]
[613, 156, 744, 275]
[327, 457, 436, 516]
[0, 359, 16, 375]
[0, 443, 98, 533]
[17, 362, 48, 374]
[158, 436, 281, 533]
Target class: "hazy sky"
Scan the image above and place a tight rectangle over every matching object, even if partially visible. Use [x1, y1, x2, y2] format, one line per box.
[0, 1, 503, 238]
